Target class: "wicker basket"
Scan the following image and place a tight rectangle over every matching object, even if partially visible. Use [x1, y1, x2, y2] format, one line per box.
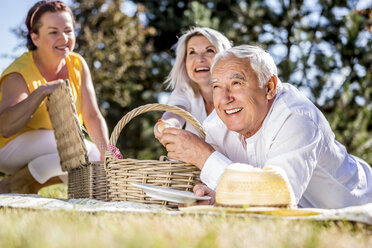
[46, 80, 109, 201]
[104, 104, 204, 207]
[47, 81, 204, 206]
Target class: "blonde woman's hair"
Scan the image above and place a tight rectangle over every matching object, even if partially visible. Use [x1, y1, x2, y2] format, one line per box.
[165, 27, 232, 95]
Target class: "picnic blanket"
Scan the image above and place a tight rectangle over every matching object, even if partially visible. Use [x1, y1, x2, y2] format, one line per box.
[179, 204, 372, 225]
[0, 194, 174, 214]
[0, 194, 371, 225]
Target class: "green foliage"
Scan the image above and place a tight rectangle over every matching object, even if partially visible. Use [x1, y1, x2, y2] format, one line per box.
[38, 183, 67, 198]
[71, 0, 165, 159]
[73, 0, 146, 108]
[183, 2, 220, 29]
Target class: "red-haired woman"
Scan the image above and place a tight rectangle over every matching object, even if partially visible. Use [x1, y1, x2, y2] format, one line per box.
[0, 1, 108, 193]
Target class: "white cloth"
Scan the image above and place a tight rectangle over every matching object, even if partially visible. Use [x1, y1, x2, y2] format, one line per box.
[168, 85, 207, 134]
[0, 130, 100, 184]
[1, 194, 372, 225]
[201, 83, 372, 209]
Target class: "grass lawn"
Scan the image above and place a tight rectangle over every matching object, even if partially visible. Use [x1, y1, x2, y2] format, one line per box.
[0, 207, 371, 248]
[0, 184, 370, 247]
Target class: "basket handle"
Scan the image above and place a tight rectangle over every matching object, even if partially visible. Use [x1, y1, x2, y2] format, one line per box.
[109, 103, 205, 147]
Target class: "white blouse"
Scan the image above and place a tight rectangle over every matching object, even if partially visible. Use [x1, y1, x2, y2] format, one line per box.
[167, 85, 207, 135]
[201, 83, 372, 209]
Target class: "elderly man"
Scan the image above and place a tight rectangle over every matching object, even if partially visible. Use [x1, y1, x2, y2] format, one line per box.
[159, 45, 372, 209]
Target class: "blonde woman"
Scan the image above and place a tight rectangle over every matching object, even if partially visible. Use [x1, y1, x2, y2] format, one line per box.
[155, 27, 231, 137]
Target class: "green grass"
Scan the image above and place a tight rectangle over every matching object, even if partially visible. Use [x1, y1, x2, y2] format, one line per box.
[0, 184, 368, 247]
[38, 183, 67, 199]
[0, 207, 371, 248]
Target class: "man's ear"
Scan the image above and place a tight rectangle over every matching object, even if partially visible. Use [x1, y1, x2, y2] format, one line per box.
[30, 32, 39, 48]
[265, 75, 277, 100]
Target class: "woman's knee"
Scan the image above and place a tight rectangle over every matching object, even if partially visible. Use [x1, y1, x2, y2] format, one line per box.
[0, 130, 58, 170]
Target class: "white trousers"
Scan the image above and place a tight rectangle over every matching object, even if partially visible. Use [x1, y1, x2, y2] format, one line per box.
[0, 130, 100, 184]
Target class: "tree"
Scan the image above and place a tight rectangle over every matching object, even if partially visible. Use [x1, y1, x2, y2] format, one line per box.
[71, 0, 165, 159]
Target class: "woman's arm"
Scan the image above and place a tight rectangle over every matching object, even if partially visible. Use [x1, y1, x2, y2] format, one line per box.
[80, 57, 109, 160]
[154, 85, 194, 139]
[0, 73, 62, 137]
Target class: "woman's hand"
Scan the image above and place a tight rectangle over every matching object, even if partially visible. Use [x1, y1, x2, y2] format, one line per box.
[154, 120, 163, 140]
[38, 79, 64, 96]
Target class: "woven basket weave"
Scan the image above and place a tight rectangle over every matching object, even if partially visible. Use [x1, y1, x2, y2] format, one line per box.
[104, 104, 204, 207]
[46, 80, 108, 201]
[67, 162, 108, 200]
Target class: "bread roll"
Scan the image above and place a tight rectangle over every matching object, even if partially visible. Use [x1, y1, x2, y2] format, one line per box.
[157, 119, 174, 133]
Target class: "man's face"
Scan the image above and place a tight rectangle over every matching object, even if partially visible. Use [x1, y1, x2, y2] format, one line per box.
[211, 55, 276, 138]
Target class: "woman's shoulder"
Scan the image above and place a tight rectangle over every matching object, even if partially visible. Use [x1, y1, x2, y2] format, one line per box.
[68, 51, 83, 60]
[172, 84, 199, 98]
[1, 52, 32, 78]
[168, 84, 202, 108]
[66, 52, 85, 70]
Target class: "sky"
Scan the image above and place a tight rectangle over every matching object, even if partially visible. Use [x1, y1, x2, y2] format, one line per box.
[0, 0, 370, 73]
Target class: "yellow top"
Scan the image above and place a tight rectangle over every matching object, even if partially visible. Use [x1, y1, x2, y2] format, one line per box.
[0, 51, 84, 149]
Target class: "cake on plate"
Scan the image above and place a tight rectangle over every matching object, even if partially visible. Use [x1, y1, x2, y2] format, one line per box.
[215, 163, 295, 208]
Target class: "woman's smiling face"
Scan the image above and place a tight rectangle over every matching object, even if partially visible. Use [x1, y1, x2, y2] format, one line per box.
[185, 35, 217, 88]
[31, 11, 75, 59]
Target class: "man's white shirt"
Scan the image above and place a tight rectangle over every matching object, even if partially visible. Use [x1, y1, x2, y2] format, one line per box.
[201, 83, 372, 209]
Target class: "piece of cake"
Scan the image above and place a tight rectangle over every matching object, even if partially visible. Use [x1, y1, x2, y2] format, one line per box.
[215, 163, 295, 208]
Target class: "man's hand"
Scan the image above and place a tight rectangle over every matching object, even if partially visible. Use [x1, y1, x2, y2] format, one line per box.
[159, 128, 215, 169]
[178, 184, 215, 208]
[193, 184, 215, 205]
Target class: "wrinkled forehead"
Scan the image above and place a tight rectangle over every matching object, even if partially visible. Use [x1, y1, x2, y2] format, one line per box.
[211, 55, 252, 83]
[211, 73, 245, 84]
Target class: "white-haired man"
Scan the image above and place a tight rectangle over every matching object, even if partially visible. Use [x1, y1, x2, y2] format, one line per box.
[159, 45, 372, 209]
